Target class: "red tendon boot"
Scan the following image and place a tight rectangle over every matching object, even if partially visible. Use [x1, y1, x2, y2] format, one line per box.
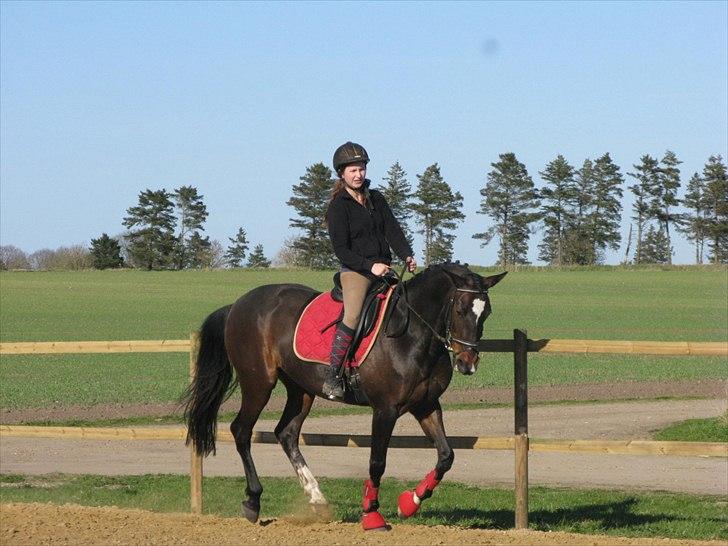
[361, 479, 389, 531]
[397, 469, 440, 518]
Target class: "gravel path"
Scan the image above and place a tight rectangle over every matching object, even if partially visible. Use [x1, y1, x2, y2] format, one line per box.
[2, 399, 726, 496]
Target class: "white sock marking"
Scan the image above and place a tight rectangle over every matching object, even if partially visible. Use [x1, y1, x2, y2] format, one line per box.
[295, 465, 327, 505]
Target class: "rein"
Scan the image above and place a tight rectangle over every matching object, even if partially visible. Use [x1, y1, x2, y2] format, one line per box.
[385, 268, 488, 357]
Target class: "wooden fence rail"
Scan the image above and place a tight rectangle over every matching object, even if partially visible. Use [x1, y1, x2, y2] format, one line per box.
[1, 332, 726, 529]
[2, 425, 725, 458]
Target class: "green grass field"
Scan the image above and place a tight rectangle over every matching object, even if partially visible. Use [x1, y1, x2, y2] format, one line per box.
[1, 474, 725, 540]
[654, 414, 728, 442]
[1, 268, 726, 410]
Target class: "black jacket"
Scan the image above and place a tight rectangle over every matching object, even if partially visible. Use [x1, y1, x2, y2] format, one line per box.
[326, 182, 413, 274]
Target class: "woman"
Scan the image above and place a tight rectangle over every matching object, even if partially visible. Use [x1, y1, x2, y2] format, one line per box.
[323, 141, 417, 399]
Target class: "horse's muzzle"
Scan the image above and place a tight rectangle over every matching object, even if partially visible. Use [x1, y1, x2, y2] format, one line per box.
[454, 350, 479, 375]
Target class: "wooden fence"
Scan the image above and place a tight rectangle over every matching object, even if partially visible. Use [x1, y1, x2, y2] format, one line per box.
[1, 334, 726, 529]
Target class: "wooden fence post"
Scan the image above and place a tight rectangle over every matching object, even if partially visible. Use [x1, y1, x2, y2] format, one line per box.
[514, 328, 529, 530]
[189, 331, 203, 515]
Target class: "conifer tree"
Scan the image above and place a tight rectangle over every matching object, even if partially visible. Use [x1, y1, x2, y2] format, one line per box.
[287, 163, 337, 269]
[678, 173, 709, 264]
[588, 153, 624, 264]
[412, 163, 465, 266]
[640, 225, 670, 264]
[627, 155, 660, 264]
[247, 244, 271, 268]
[538, 155, 577, 265]
[474, 153, 540, 266]
[187, 232, 212, 268]
[378, 162, 414, 258]
[654, 151, 682, 264]
[172, 186, 209, 269]
[702, 155, 728, 263]
[89, 233, 124, 269]
[123, 189, 176, 270]
[562, 159, 596, 265]
[225, 227, 249, 268]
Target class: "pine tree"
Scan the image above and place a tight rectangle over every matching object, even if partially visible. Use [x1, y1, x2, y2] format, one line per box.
[702, 155, 728, 263]
[247, 244, 271, 268]
[89, 233, 124, 269]
[627, 155, 660, 264]
[678, 173, 709, 264]
[474, 153, 540, 266]
[640, 225, 671, 264]
[123, 189, 176, 270]
[187, 232, 212, 268]
[537, 155, 577, 265]
[588, 153, 624, 264]
[654, 151, 682, 264]
[225, 227, 249, 268]
[562, 159, 596, 265]
[378, 162, 414, 259]
[287, 163, 337, 269]
[172, 186, 208, 269]
[411, 163, 465, 266]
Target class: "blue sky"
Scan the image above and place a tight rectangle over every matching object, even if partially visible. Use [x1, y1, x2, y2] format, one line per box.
[1, 1, 726, 265]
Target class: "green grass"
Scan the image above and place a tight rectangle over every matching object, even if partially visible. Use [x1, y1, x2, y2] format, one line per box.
[1, 473, 725, 540]
[1, 268, 726, 411]
[1, 267, 726, 342]
[2, 351, 725, 411]
[654, 414, 728, 442]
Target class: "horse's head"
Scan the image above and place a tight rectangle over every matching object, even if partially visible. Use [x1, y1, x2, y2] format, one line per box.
[438, 264, 507, 375]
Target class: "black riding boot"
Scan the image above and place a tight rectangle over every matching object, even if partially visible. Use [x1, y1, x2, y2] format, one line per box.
[323, 323, 354, 400]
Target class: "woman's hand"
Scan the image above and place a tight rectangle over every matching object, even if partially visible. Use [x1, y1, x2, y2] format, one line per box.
[371, 263, 390, 277]
[405, 256, 417, 273]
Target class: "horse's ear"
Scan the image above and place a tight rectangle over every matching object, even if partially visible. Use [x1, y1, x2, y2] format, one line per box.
[483, 271, 507, 289]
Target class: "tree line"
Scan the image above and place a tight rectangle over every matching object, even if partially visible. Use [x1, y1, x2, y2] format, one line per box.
[1, 152, 725, 271]
[287, 152, 727, 268]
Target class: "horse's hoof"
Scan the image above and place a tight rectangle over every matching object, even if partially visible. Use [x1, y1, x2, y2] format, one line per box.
[242, 500, 260, 523]
[397, 490, 420, 519]
[361, 510, 390, 531]
[310, 502, 333, 521]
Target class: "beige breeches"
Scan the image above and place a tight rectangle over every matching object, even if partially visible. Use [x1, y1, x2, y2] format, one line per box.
[340, 271, 372, 329]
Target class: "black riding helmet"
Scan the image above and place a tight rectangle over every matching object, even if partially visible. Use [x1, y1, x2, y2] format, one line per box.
[333, 142, 369, 174]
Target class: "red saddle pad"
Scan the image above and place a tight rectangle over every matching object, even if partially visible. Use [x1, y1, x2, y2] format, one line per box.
[294, 288, 394, 367]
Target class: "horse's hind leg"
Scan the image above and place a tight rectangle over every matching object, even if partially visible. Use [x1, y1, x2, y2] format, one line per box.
[230, 378, 275, 523]
[274, 374, 330, 517]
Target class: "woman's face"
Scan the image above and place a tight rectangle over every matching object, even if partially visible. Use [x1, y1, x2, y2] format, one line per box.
[341, 163, 367, 191]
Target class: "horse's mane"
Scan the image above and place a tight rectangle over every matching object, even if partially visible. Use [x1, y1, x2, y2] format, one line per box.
[403, 261, 480, 291]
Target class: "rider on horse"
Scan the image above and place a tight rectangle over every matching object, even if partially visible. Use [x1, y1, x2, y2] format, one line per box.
[323, 141, 417, 399]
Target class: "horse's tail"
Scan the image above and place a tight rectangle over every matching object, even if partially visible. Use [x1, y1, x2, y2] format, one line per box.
[183, 304, 235, 456]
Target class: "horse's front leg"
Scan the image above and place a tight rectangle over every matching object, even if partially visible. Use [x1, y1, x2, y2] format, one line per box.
[398, 401, 453, 518]
[361, 407, 398, 531]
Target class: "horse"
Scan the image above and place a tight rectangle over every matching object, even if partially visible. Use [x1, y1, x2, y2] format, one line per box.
[183, 262, 506, 530]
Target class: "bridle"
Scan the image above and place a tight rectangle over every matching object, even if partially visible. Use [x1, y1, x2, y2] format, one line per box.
[385, 269, 489, 359]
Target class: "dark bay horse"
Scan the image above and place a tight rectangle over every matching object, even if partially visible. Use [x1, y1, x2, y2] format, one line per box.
[183, 262, 506, 530]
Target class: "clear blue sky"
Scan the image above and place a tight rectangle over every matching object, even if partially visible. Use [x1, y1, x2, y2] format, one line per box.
[1, 1, 726, 265]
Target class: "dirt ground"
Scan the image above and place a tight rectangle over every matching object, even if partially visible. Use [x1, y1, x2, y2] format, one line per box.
[1, 503, 724, 546]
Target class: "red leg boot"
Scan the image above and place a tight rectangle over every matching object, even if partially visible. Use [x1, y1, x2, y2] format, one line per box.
[361, 479, 389, 531]
[398, 469, 440, 518]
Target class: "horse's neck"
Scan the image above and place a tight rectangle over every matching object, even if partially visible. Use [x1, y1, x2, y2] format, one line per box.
[405, 273, 453, 332]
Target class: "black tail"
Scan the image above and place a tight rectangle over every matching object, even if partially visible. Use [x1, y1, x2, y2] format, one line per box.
[183, 304, 235, 456]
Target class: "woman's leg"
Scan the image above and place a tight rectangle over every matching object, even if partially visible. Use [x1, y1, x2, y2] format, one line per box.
[323, 271, 372, 399]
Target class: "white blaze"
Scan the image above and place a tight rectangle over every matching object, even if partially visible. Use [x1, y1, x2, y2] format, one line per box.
[471, 298, 486, 321]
